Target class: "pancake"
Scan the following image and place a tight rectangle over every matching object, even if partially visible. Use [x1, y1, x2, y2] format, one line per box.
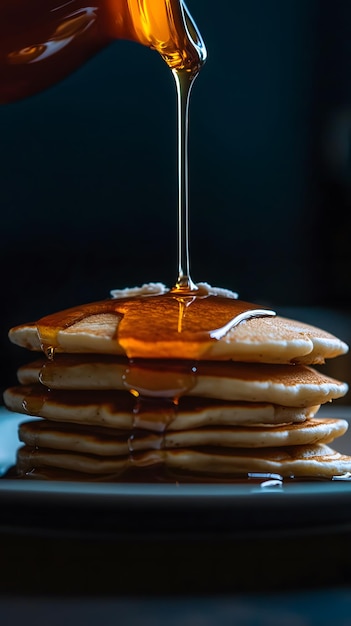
[14, 355, 348, 407]
[4, 284, 350, 482]
[18, 416, 349, 454]
[16, 442, 351, 479]
[9, 313, 348, 364]
[4, 385, 318, 430]
[9, 286, 348, 365]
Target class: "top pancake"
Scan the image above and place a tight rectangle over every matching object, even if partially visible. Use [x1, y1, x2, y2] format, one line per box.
[8, 291, 348, 364]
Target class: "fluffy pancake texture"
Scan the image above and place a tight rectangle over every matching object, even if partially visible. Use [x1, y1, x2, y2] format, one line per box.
[13, 356, 348, 407]
[8, 313, 348, 364]
[3, 386, 318, 430]
[3, 285, 351, 481]
[18, 416, 348, 452]
[15, 442, 351, 480]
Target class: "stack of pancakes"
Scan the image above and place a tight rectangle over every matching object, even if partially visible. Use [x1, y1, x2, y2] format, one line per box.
[3, 285, 351, 482]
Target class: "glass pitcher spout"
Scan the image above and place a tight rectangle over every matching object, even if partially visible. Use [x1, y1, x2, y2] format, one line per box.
[114, 0, 207, 73]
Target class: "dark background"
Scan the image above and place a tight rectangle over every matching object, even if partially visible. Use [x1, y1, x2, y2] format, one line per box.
[1, 0, 351, 394]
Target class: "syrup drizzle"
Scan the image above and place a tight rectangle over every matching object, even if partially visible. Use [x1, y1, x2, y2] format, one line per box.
[172, 68, 199, 292]
[29, 0, 273, 360]
[3, 0, 274, 358]
[3, 1, 290, 483]
[35, 291, 276, 360]
[168, 1, 206, 292]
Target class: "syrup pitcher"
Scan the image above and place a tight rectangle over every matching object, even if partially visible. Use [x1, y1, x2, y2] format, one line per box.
[0, 1, 207, 293]
[0, 0, 206, 103]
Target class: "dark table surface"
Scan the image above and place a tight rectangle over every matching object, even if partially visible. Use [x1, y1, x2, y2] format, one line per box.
[2, 467, 351, 625]
[2, 589, 351, 626]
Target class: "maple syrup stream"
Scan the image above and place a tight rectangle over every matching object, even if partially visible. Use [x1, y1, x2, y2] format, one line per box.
[1, 1, 282, 482]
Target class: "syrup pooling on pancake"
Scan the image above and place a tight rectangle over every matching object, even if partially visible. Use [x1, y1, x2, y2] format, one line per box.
[34, 286, 276, 360]
[16, 355, 348, 407]
[8, 299, 348, 363]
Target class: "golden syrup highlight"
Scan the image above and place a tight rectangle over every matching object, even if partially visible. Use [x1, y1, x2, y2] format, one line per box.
[35, 289, 275, 359]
